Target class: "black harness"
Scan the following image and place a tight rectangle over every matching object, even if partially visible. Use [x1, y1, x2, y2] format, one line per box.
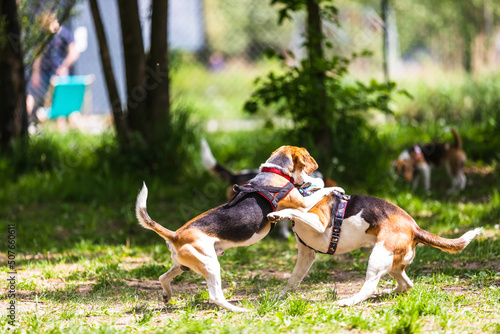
[295, 191, 350, 255]
[226, 182, 295, 231]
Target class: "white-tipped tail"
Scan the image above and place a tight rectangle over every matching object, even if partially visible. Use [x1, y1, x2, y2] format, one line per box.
[460, 227, 482, 246]
[135, 182, 176, 241]
[201, 138, 217, 170]
[136, 182, 148, 209]
[415, 226, 482, 254]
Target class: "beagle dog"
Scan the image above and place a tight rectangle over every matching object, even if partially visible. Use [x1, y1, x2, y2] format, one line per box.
[136, 146, 339, 312]
[394, 129, 467, 193]
[200, 139, 338, 238]
[268, 189, 482, 306]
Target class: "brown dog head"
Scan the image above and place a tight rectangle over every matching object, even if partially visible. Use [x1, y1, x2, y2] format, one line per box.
[266, 146, 318, 185]
[394, 159, 414, 182]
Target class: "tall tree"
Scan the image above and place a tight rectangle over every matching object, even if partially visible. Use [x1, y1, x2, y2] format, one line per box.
[88, 0, 127, 140]
[381, 0, 390, 83]
[305, 0, 331, 156]
[0, 0, 27, 150]
[90, 0, 170, 145]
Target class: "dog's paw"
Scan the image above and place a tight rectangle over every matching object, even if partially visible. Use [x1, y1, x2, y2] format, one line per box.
[267, 212, 285, 222]
[162, 292, 172, 304]
[336, 297, 359, 307]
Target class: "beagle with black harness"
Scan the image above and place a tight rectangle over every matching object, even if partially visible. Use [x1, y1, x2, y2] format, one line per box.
[136, 146, 342, 312]
[268, 188, 482, 306]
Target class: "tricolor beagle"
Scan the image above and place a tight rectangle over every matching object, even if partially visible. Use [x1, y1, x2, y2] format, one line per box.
[394, 129, 467, 193]
[200, 138, 338, 238]
[268, 189, 481, 306]
[136, 146, 340, 312]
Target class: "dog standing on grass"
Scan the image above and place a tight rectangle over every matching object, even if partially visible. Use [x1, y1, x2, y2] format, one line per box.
[268, 189, 482, 306]
[394, 128, 467, 193]
[136, 146, 339, 312]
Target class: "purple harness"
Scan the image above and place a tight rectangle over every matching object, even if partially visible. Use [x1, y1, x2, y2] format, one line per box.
[295, 190, 350, 255]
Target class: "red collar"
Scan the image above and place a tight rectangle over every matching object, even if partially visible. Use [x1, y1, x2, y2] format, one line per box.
[261, 167, 295, 184]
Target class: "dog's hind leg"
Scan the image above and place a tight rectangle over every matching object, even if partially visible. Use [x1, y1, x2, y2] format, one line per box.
[383, 266, 414, 295]
[337, 241, 393, 306]
[202, 256, 249, 312]
[279, 239, 316, 298]
[179, 244, 248, 312]
[159, 265, 184, 303]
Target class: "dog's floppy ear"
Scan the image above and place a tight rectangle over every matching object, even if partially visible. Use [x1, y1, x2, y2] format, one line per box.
[293, 147, 318, 175]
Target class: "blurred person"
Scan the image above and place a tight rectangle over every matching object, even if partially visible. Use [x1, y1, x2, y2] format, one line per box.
[209, 52, 225, 71]
[26, 11, 79, 131]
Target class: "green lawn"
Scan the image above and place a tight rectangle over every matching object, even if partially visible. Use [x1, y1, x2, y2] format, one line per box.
[1, 126, 499, 333]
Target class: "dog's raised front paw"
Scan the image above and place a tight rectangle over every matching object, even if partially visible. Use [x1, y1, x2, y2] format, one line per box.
[267, 212, 285, 222]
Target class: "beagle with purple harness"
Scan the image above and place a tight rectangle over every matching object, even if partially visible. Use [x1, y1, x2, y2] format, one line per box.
[268, 190, 481, 306]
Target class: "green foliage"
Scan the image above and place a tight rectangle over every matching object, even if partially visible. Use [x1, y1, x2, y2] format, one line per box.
[245, 50, 404, 179]
[244, 0, 406, 177]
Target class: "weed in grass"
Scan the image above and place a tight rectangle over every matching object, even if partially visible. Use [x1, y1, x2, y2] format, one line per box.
[256, 290, 281, 316]
[42, 266, 62, 279]
[180, 290, 210, 311]
[16, 277, 38, 291]
[323, 286, 339, 302]
[284, 295, 310, 316]
[132, 303, 156, 325]
[385, 310, 422, 334]
[482, 322, 500, 333]
[59, 304, 77, 321]
[344, 313, 373, 331]
[465, 269, 499, 288]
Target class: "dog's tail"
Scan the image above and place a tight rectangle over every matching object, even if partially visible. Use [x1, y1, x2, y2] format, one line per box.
[414, 227, 481, 253]
[200, 138, 237, 184]
[136, 183, 176, 242]
[451, 128, 462, 149]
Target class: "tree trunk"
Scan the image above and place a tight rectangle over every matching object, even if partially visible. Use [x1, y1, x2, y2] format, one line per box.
[460, 5, 474, 74]
[381, 0, 390, 83]
[306, 0, 330, 158]
[88, 0, 128, 141]
[462, 23, 473, 73]
[146, 0, 170, 140]
[0, 0, 27, 150]
[117, 0, 147, 137]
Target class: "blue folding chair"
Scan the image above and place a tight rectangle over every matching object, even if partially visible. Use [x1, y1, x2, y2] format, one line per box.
[45, 75, 95, 119]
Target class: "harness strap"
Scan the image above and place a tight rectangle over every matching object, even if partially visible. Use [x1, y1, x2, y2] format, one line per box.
[232, 183, 295, 211]
[226, 182, 295, 232]
[295, 191, 350, 255]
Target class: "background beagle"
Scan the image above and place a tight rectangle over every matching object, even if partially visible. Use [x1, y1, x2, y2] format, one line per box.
[136, 146, 333, 312]
[268, 190, 481, 306]
[394, 128, 467, 193]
